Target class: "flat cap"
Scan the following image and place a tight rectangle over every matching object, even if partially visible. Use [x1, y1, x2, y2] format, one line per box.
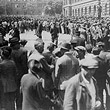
[75, 46, 86, 51]
[96, 42, 105, 46]
[47, 42, 56, 49]
[81, 58, 98, 69]
[9, 37, 20, 44]
[53, 47, 61, 55]
[60, 42, 71, 50]
[1, 46, 12, 57]
[34, 38, 44, 47]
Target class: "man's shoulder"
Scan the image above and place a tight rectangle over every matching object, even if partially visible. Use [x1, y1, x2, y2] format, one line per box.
[21, 73, 40, 83]
[43, 50, 51, 56]
[68, 73, 80, 83]
[28, 51, 44, 62]
[21, 73, 31, 81]
[20, 47, 28, 53]
[56, 55, 67, 64]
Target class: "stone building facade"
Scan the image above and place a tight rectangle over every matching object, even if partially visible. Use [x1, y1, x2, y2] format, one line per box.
[63, 0, 110, 17]
[0, 0, 48, 15]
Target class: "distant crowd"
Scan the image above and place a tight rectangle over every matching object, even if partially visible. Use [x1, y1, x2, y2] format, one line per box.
[0, 15, 110, 110]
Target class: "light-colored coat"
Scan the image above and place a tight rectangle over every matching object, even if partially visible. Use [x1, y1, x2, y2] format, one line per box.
[63, 73, 101, 110]
[21, 73, 54, 110]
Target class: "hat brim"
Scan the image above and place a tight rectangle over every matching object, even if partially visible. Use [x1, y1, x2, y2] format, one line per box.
[82, 65, 98, 69]
[60, 46, 69, 50]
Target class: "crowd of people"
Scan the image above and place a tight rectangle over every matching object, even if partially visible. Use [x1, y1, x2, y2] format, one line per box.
[0, 15, 110, 110]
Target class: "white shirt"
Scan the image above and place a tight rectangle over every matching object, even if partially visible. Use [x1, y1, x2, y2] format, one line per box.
[82, 72, 96, 110]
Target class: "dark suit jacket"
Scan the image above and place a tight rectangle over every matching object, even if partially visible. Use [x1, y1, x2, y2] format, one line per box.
[43, 50, 55, 65]
[0, 59, 17, 93]
[50, 26, 59, 38]
[71, 36, 85, 47]
[12, 27, 20, 41]
[28, 50, 54, 90]
[11, 47, 28, 87]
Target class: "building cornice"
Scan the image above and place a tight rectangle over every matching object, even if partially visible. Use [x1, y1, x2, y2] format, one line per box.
[63, 4, 71, 8]
[71, 0, 98, 7]
[63, 0, 98, 8]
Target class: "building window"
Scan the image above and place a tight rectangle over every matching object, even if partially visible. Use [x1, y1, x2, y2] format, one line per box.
[73, 9, 74, 16]
[105, 3, 107, 15]
[69, 0, 71, 4]
[94, 5, 96, 15]
[81, 8, 83, 16]
[75, 9, 77, 16]
[66, 10, 67, 16]
[64, 9, 65, 16]
[89, 6, 91, 15]
[78, 8, 80, 16]
[15, 4, 19, 8]
[85, 7, 87, 15]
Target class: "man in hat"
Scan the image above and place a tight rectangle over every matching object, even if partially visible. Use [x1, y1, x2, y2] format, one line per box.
[75, 46, 86, 60]
[43, 42, 56, 65]
[21, 60, 55, 110]
[90, 23, 99, 46]
[9, 23, 20, 41]
[36, 20, 43, 38]
[63, 58, 101, 110]
[55, 42, 79, 108]
[28, 38, 54, 99]
[50, 22, 59, 46]
[0, 46, 17, 110]
[10, 37, 28, 110]
[72, 30, 85, 47]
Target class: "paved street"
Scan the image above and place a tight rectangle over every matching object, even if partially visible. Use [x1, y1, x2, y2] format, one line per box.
[5, 30, 107, 110]
[19, 30, 71, 51]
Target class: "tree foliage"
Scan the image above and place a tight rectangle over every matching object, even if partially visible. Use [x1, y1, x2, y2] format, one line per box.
[54, 1, 63, 14]
[44, 0, 63, 16]
[6, 4, 13, 15]
[44, 5, 55, 16]
[0, 6, 5, 15]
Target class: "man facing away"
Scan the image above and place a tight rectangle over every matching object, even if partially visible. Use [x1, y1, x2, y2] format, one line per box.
[21, 60, 55, 110]
[55, 41, 79, 108]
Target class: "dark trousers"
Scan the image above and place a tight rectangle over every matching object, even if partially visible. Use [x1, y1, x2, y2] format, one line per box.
[1, 92, 16, 110]
[16, 88, 22, 110]
[51, 37, 58, 46]
[96, 78, 106, 110]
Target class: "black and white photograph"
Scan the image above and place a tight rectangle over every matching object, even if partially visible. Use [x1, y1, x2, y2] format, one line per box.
[0, 0, 110, 110]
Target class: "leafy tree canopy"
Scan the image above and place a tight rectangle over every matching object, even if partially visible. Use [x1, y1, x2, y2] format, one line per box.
[44, 0, 63, 16]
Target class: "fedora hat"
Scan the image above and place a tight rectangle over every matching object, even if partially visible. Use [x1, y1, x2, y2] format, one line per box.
[75, 46, 86, 51]
[1, 46, 12, 58]
[60, 42, 71, 50]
